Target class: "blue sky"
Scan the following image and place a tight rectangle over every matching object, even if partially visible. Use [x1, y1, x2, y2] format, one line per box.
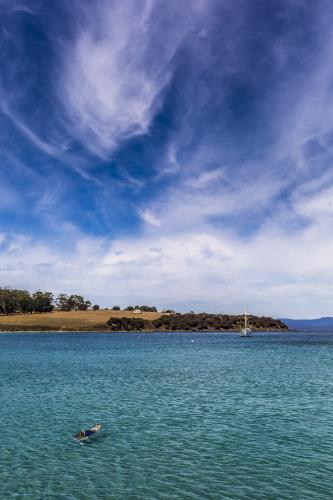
[1, 0, 333, 317]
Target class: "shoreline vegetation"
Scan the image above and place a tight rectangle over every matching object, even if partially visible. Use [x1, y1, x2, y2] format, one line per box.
[0, 287, 288, 332]
[107, 313, 288, 332]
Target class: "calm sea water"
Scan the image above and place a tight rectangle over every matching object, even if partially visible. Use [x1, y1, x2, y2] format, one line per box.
[0, 331, 333, 499]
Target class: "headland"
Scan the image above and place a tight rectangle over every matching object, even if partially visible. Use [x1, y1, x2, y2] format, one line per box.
[0, 309, 288, 332]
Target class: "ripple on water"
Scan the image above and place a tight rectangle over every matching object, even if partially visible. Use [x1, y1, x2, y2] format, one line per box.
[0, 331, 333, 499]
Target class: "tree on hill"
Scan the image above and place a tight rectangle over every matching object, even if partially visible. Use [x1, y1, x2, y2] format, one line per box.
[32, 291, 54, 313]
[56, 294, 71, 311]
[56, 293, 91, 311]
[139, 305, 157, 312]
[0, 287, 97, 315]
[17, 290, 34, 314]
[0, 287, 54, 315]
[0, 287, 18, 315]
[124, 305, 157, 312]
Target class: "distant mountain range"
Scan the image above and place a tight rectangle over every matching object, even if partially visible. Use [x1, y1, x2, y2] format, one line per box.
[279, 317, 333, 329]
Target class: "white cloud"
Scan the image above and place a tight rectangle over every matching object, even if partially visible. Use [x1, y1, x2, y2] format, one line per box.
[0, 182, 19, 210]
[137, 168, 285, 233]
[139, 209, 161, 227]
[0, 0, 36, 15]
[271, 8, 333, 176]
[2, 212, 333, 318]
[0, 233, 6, 246]
[0, 102, 59, 157]
[59, 0, 186, 157]
[188, 167, 227, 189]
[295, 186, 333, 218]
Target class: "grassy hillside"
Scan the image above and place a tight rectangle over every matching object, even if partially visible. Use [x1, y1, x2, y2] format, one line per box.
[0, 309, 161, 331]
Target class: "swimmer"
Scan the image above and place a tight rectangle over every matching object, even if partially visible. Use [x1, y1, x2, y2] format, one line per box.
[74, 424, 102, 440]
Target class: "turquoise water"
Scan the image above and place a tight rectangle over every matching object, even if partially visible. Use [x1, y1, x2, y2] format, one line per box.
[1, 331, 333, 499]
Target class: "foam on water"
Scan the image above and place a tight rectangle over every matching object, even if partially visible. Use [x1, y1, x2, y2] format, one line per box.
[0, 331, 333, 499]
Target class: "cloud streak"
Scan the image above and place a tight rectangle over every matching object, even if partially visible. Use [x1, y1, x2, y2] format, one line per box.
[58, 0, 190, 157]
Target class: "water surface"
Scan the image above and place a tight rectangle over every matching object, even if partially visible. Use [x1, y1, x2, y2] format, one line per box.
[1, 331, 332, 499]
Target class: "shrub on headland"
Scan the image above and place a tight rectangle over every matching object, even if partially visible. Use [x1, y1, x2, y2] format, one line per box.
[107, 316, 147, 331]
[124, 305, 157, 312]
[107, 313, 288, 331]
[139, 305, 157, 312]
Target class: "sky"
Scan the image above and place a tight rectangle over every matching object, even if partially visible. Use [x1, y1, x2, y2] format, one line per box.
[1, 0, 333, 318]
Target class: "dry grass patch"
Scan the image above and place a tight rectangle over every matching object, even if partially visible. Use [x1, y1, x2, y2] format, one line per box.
[0, 309, 162, 331]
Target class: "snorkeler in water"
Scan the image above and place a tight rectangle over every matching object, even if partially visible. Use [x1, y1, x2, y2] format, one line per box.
[74, 424, 102, 440]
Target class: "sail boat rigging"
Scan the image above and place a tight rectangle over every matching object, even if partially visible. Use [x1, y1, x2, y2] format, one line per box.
[239, 303, 253, 337]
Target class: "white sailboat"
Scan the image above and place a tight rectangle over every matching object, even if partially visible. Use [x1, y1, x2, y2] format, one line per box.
[239, 303, 253, 337]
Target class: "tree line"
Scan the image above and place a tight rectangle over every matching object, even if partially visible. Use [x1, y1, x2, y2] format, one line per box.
[107, 313, 288, 332]
[0, 287, 160, 315]
[0, 287, 97, 315]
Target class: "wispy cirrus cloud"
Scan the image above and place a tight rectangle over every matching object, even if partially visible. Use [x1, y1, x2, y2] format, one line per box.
[0, 102, 59, 158]
[58, 0, 193, 158]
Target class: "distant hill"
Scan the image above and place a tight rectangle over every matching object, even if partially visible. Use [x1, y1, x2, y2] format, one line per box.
[279, 317, 333, 329]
